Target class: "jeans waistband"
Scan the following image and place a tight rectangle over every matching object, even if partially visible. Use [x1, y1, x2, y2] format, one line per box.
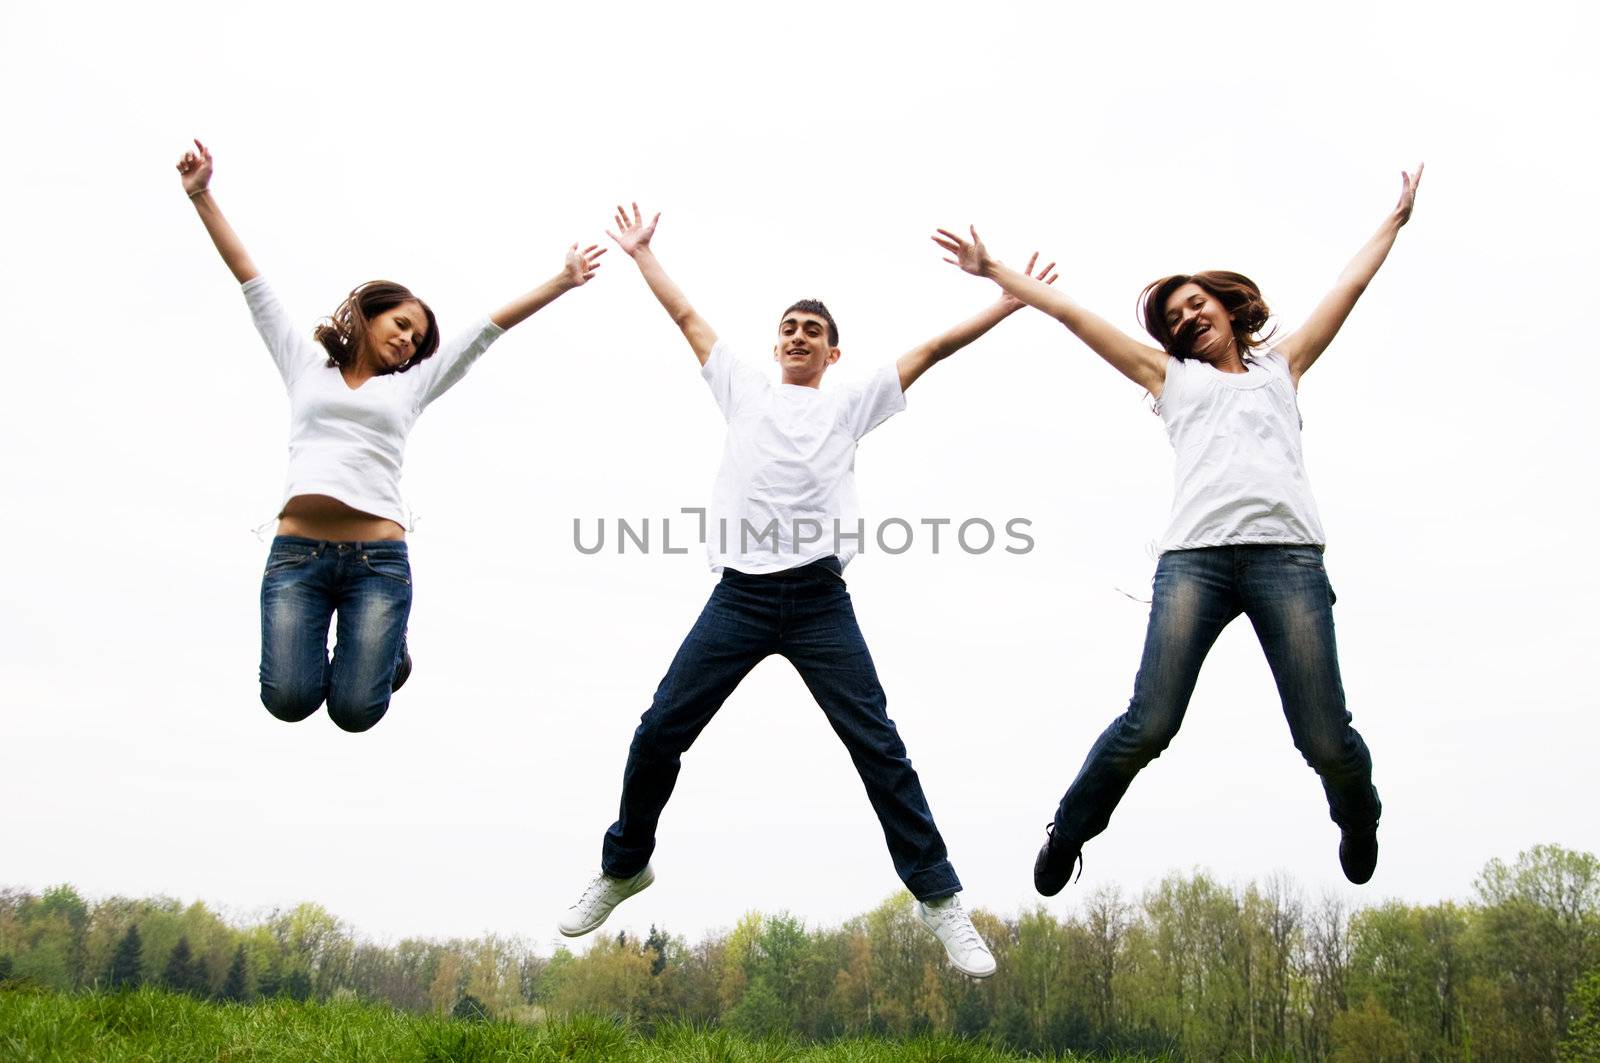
[271, 535, 408, 555]
[721, 555, 843, 582]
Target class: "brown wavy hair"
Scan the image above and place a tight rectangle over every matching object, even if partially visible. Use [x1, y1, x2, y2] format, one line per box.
[313, 280, 439, 373]
[1138, 271, 1274, 360]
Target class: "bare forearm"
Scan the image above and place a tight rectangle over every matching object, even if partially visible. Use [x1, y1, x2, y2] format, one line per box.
[631, 247, 696, 325]
[1284, 212, 1408, 378]
[629, 246, 716, 363]
[189, 191, 259, 284]
[938, 298, 1017, 356]
[897, 299, 1018, 390]
[987, 261, 1077, 322]
[489, 271, 579, 330]
[1335, 213, 1405, 299]
[987, 261, 1164, 390]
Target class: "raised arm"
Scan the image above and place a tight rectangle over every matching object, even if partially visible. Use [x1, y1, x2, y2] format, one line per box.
[488, 242, 605, 330]
[606, 203, 718, 365]
[934, 226, 1168, 396]
[177, 139, 259, 284]
[896, 252, 1058, 391]
[1279, 164, 1423, 383]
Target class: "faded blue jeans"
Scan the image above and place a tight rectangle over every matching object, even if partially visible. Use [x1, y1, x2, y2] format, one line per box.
[1053, 544, 1381, 844]
[601, 557, 962, 900]
[258, 536, 411, 733]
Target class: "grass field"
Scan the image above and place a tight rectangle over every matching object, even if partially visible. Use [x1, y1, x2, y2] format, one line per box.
[0, 985, 1162, 1063]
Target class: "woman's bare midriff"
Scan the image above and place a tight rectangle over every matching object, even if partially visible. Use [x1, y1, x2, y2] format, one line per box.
[276, 495, 405, 542]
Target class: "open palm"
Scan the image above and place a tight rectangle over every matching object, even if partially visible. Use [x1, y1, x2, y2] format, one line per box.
[606, 202, 660, 257]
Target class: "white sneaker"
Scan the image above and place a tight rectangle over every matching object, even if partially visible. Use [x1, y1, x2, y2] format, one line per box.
[557, 865, 656, 937]
[917, 894, 996, 978]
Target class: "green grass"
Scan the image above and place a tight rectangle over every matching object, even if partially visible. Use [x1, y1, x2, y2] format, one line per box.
[0, 984, 1159, 1062]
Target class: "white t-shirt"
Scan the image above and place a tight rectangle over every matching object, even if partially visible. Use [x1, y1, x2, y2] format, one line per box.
[244, 277, 504, 528]
[701, 340, 905, 574]
[1155, 348, 1326, 553]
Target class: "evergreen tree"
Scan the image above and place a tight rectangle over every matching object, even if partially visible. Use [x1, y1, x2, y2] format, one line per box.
[107, 925, 143, 990]
[645, 924, 668, 977]
[256, 958, 282, 999]
[221, 945, 249, 1002]
[162, 937, 195, 994]
[284, 968, 312, 1001]
[191, 954, 212, 998]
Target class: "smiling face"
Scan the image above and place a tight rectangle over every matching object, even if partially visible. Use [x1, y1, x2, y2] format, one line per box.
[1163, 282, 1238, 364]
[773, 310, 841, 387]
[362, 300, 431, 373]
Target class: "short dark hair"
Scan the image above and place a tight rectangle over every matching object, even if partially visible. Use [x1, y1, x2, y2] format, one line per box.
[781, 299, 839, 347]
[1138, 271, 1273, 360]
[313, 280, 440, 373]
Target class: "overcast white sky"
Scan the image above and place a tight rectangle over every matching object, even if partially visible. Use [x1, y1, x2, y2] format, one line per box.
[2, 0, 1596, 953]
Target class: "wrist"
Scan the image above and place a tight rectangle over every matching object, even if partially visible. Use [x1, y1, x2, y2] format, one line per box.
[186, 186, 210, 200]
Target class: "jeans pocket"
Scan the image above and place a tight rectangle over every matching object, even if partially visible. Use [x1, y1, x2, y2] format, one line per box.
[265, 550, 313, 575]
[1284, 549, 1326, 570]
[361, 554, 412, 586]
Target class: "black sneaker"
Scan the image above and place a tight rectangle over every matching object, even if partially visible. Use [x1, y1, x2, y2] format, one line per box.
[1339, 828, 1379, 884]
[1033, 824, 1083, 897]
[392, 639, 413, 693]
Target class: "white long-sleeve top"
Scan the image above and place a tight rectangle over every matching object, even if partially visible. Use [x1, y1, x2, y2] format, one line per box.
[243, 277, 503, 528]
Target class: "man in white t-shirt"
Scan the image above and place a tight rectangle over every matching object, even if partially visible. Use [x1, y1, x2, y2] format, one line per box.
[556, 204, 1055, 979]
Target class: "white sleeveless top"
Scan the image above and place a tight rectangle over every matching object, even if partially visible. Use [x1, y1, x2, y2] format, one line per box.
[1154, 349, 1325, 553]
[243, 278, 504, 528]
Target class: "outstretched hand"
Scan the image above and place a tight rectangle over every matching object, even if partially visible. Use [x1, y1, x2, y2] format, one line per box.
[932, 225, 996, 278]
[1000, 252, 1059, 310]
[176, 138, 213, 196]
[606, 202, 660, 257]
[1393, 163, 1424, 225]
[565, 242, 606, 286]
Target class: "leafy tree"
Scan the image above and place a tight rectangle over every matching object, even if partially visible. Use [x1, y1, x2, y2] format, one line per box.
[1476, 845, 1600, 1053]
[0, 954, 13, 981]
[1560, 968, 1600, 1062]
[107, 925, 143, 990]
[221, 945, 249, 1002]
[1331, 994, 1411, 1063]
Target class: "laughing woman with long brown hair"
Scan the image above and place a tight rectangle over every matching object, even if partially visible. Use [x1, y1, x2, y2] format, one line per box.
[177, 139, 603, 732]
[936, 165, 1422, 888]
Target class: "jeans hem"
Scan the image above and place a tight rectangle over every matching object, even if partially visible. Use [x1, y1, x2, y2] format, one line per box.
[906, 866, 962, 902]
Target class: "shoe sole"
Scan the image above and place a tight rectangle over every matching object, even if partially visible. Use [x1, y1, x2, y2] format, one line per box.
[558, 866, 656, 938]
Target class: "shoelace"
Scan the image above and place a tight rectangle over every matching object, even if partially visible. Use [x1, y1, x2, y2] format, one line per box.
[572, 874, 613, 910]
[930, 900, 983, 948]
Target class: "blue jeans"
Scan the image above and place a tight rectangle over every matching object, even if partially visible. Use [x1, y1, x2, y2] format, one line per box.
[1053, 545, 1381, 843]
[602, 557, 962, 900]
[258, 536, 412, 733]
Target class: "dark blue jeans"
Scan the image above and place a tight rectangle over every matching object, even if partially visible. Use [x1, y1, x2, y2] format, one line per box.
[1054, 545, 1381, 844]
[602, 557, 962, 900]
[258, 536, 411, 733]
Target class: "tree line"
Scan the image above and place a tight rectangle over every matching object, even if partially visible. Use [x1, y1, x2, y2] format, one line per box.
[2, 845, 1597, 1061]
